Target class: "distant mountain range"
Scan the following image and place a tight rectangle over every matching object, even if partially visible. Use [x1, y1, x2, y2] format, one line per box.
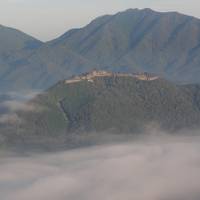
[1, 8, 200, 91]
[2, 71, 200, 149]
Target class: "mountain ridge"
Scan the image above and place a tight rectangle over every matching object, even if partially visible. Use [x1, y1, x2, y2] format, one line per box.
[1, 8, 200, 91]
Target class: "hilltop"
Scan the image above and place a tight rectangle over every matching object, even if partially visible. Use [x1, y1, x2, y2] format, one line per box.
[1, 72, 200, 149]
[65, 70, 159, 84]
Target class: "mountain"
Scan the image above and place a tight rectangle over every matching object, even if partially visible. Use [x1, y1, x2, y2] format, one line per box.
[1, 8, 200, 91]
[0, 25, 42, 55]
[49, 8, 200, 83]
[2, 71, 200, 149]
[0, 25, 43, 91]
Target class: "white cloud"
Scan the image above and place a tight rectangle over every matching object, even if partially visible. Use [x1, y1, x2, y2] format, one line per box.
[1, 134, 200, 200]
[2, 100, 34, 112]
[0, 113, 20, 124]
[0, 90, 41, 124]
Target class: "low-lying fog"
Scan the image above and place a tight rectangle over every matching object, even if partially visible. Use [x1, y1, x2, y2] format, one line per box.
[1, 134, 200, 200]
[0, 91, 41, 124]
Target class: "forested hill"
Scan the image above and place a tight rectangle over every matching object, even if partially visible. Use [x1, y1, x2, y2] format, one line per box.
[2, 71, 200, 149]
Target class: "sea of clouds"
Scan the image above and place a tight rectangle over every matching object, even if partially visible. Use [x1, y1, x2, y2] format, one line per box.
[0, 91, 41, 124]
[0, 134, 200, 200]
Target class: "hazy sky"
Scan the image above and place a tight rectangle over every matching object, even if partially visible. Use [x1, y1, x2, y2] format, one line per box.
[0, 0, 199, 41]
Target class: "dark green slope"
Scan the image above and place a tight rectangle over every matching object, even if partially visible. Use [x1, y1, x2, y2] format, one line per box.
[2, 73, 200, 150]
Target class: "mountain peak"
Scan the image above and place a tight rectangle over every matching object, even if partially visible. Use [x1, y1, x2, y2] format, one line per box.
[120, 7, 192, 17]
[120, 8, 158, 14]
